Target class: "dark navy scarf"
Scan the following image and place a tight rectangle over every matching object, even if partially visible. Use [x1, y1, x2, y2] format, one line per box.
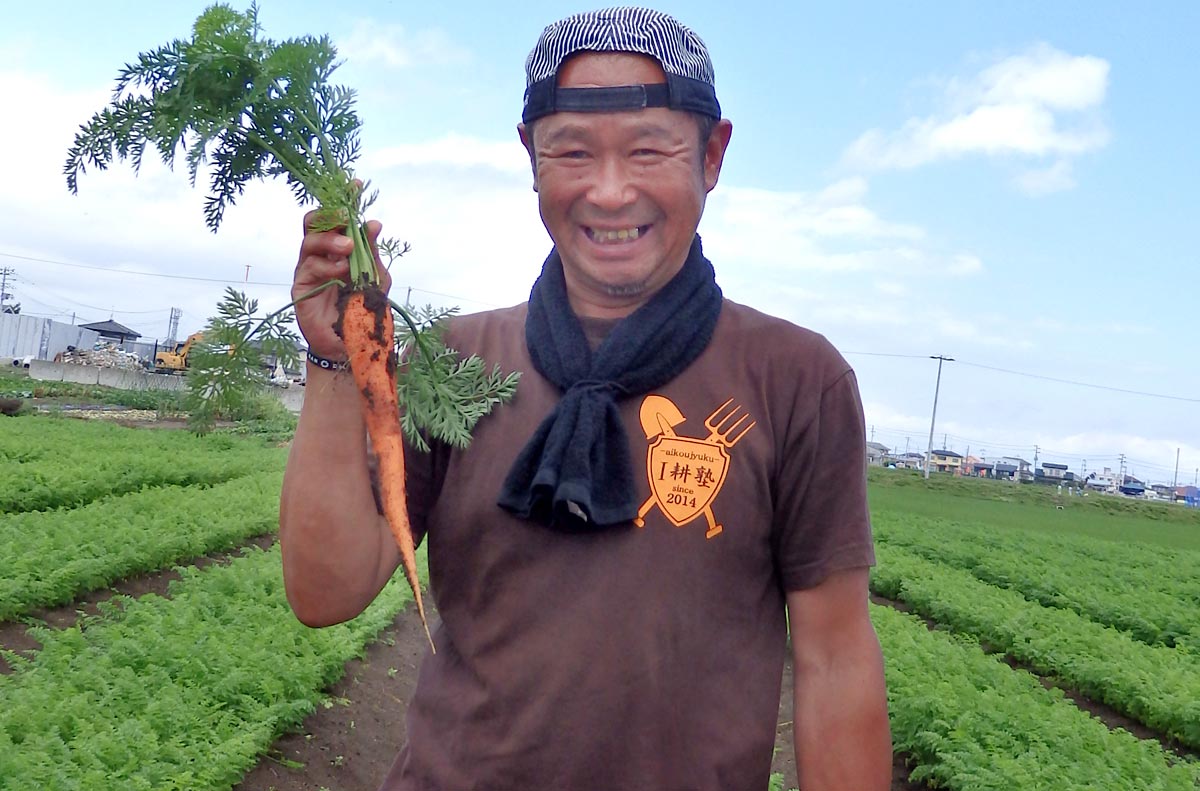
[498, 235, 723, 530]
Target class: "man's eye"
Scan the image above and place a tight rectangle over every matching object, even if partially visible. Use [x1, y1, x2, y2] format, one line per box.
[561, 150, 589, 159]
[633, 148, 664, 158]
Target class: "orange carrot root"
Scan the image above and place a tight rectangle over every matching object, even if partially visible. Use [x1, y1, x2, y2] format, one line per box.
[337, 286, 435, 653]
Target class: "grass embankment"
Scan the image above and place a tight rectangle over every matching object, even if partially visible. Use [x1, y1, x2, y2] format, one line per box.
[0, 371, 297, 439]
[867, 466, 1200, 552]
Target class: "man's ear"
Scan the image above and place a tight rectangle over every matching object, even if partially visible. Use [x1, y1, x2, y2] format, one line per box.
[517, 123, 538, 193]
[703, 119, 733, 193]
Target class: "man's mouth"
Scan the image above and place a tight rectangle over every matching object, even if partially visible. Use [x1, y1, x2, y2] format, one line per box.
[585, 225, 649, 244]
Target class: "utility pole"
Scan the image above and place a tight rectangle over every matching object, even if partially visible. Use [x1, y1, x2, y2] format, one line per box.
[1034, 445, 1040, 472]
[923, 355, 954, 480]
[1119, 454, 1126, 485]
[870, 425, 875, 442]
[1174, 448, 1180, 489]
[0, 266, 14, 309]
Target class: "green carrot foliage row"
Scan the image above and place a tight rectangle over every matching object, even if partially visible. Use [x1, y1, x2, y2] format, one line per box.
[0, 544, 419, 790]
[0, 417, 285, 514]
[873, 510, 1200, 650]
[872, 542, 1200, 749]
[0, 470, 283, 621]
[873, 604, 1200, 790]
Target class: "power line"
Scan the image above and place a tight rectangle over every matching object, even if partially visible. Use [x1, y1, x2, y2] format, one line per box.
[0, 249, 501, 310]
[0, 250, 283, 286]
[954, 359, 1200, 404]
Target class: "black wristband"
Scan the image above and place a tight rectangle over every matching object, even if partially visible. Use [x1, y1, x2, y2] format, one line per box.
[306, 349, 349, 371]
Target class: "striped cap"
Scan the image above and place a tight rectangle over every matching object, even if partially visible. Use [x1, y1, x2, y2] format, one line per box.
[522, 7, 721, 123]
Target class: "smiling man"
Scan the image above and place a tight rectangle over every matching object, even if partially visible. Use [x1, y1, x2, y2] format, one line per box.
[281, 7, 891, 791]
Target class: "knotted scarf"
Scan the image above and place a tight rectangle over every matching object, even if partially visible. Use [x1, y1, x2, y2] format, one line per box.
[497, 235, 723, 530]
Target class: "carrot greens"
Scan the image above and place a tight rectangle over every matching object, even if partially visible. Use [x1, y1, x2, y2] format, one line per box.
[63, 1, 518, 446]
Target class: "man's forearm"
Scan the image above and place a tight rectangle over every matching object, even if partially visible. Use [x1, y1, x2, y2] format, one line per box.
[279, 364, 399, 626]
[793, 639, 892, 790]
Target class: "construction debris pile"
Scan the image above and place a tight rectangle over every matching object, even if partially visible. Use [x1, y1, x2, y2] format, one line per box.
[55, 344, 146, 371]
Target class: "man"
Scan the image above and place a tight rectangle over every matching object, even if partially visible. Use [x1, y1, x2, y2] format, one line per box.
[280, 7, 891, 790]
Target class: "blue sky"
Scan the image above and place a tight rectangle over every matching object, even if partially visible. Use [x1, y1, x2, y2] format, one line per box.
[2, 1, 1197, 485]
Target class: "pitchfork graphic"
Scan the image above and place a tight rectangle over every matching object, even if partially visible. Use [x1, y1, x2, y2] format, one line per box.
[634, 397, 756, 538]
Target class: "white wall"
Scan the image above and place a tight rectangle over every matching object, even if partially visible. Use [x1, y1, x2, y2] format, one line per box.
[1, 314, 99, 363]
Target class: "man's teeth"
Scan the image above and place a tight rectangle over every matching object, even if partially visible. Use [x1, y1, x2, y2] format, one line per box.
[589, 227, 641, 244]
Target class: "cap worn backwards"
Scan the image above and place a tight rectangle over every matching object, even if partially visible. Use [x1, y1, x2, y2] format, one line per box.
[522, 7, 721, 124]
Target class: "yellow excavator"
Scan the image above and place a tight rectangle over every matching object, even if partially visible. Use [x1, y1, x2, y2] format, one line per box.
[153, 332, 203, 373]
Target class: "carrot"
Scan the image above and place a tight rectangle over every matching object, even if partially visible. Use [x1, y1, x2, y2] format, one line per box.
[336, 284, 434, 653]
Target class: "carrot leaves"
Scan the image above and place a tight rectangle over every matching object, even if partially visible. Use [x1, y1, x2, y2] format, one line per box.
[64, 2, 518, 442]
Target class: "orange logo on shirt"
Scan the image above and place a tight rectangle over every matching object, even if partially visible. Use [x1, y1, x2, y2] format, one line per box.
[633, 395, 755, 539]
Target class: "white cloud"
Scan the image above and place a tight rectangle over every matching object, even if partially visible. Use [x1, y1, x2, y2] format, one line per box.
[947, 254, 984, 276]
[1014, 159, 1076, 195]
[843, 44, 1110, 177]
[339, 21, 471, 69]
[974, 44, 1109, 111]
[365, 133, 531, 175]
[875, 281, 908, 297]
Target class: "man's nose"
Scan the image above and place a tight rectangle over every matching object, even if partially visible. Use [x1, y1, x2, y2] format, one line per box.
[586, 155, 637, 211]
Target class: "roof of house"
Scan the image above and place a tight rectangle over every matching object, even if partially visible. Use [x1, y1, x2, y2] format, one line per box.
[994, 463, 1018, 473]
[79, 319, 141, 339]
[865, 442, 890, 453]
[1043, 462, 1068, 470]
[932, 449, 963, 458]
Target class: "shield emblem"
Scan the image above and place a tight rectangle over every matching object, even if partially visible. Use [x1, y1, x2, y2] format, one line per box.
[646, 435, 730, 527]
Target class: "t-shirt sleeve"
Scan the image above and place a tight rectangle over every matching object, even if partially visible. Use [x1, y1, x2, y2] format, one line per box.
[771, 362, 875, 591]
[398, 435, 450, 548]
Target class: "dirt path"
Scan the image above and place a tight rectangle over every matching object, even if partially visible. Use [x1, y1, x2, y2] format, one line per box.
[0, 534, 276, 674]
[234, 602, 927, 791]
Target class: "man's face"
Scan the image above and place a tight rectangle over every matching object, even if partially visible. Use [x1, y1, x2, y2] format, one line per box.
[519, 52, 732, 318]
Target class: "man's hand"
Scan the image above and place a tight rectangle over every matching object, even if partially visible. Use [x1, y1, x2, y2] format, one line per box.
[292, 213, 392, 361]
[787, 567, 892, 791]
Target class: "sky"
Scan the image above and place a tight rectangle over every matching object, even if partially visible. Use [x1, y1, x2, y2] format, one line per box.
[2, 1, 1197, 486]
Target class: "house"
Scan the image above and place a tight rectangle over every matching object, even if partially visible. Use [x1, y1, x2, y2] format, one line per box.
[80, 320, 142, 345]
[893, 452, 925, 470]
[1085, 471, 1118, 493]
[1119, 475, 1146, 498]
[964, 461, 994, 478]
[1039, 462, 1069, 480]
[865, 441, 890, 466]
[928, 449, 963, 474]
[999, 456, 1033, 482]
[1176, 485, 1200, 507]
[993, 462, 1019, 481]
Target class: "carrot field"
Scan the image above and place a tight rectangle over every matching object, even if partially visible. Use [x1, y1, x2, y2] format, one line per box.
[2, 414, 1199, 790]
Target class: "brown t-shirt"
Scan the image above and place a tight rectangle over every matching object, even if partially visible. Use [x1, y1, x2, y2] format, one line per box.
[381, 299, 874, 791]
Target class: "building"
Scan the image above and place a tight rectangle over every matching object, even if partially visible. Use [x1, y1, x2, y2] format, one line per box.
[964, 461, 994, 478]
[865, 441, 890, 466]
[999, 456, 1033, 482]
[79, 320, 142, 345]
[893, 452, 925, 470]
[928, 449, 963, 475]
[1040, 462, 1069, 480]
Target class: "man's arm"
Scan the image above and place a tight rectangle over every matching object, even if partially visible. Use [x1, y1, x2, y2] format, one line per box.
[278, 216, 401, 627]
[786, 567, 891, 791]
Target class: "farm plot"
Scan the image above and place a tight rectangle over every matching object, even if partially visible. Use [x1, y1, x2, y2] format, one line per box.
[1, 417, 286, 514]
[6, 418, 1200, 790]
